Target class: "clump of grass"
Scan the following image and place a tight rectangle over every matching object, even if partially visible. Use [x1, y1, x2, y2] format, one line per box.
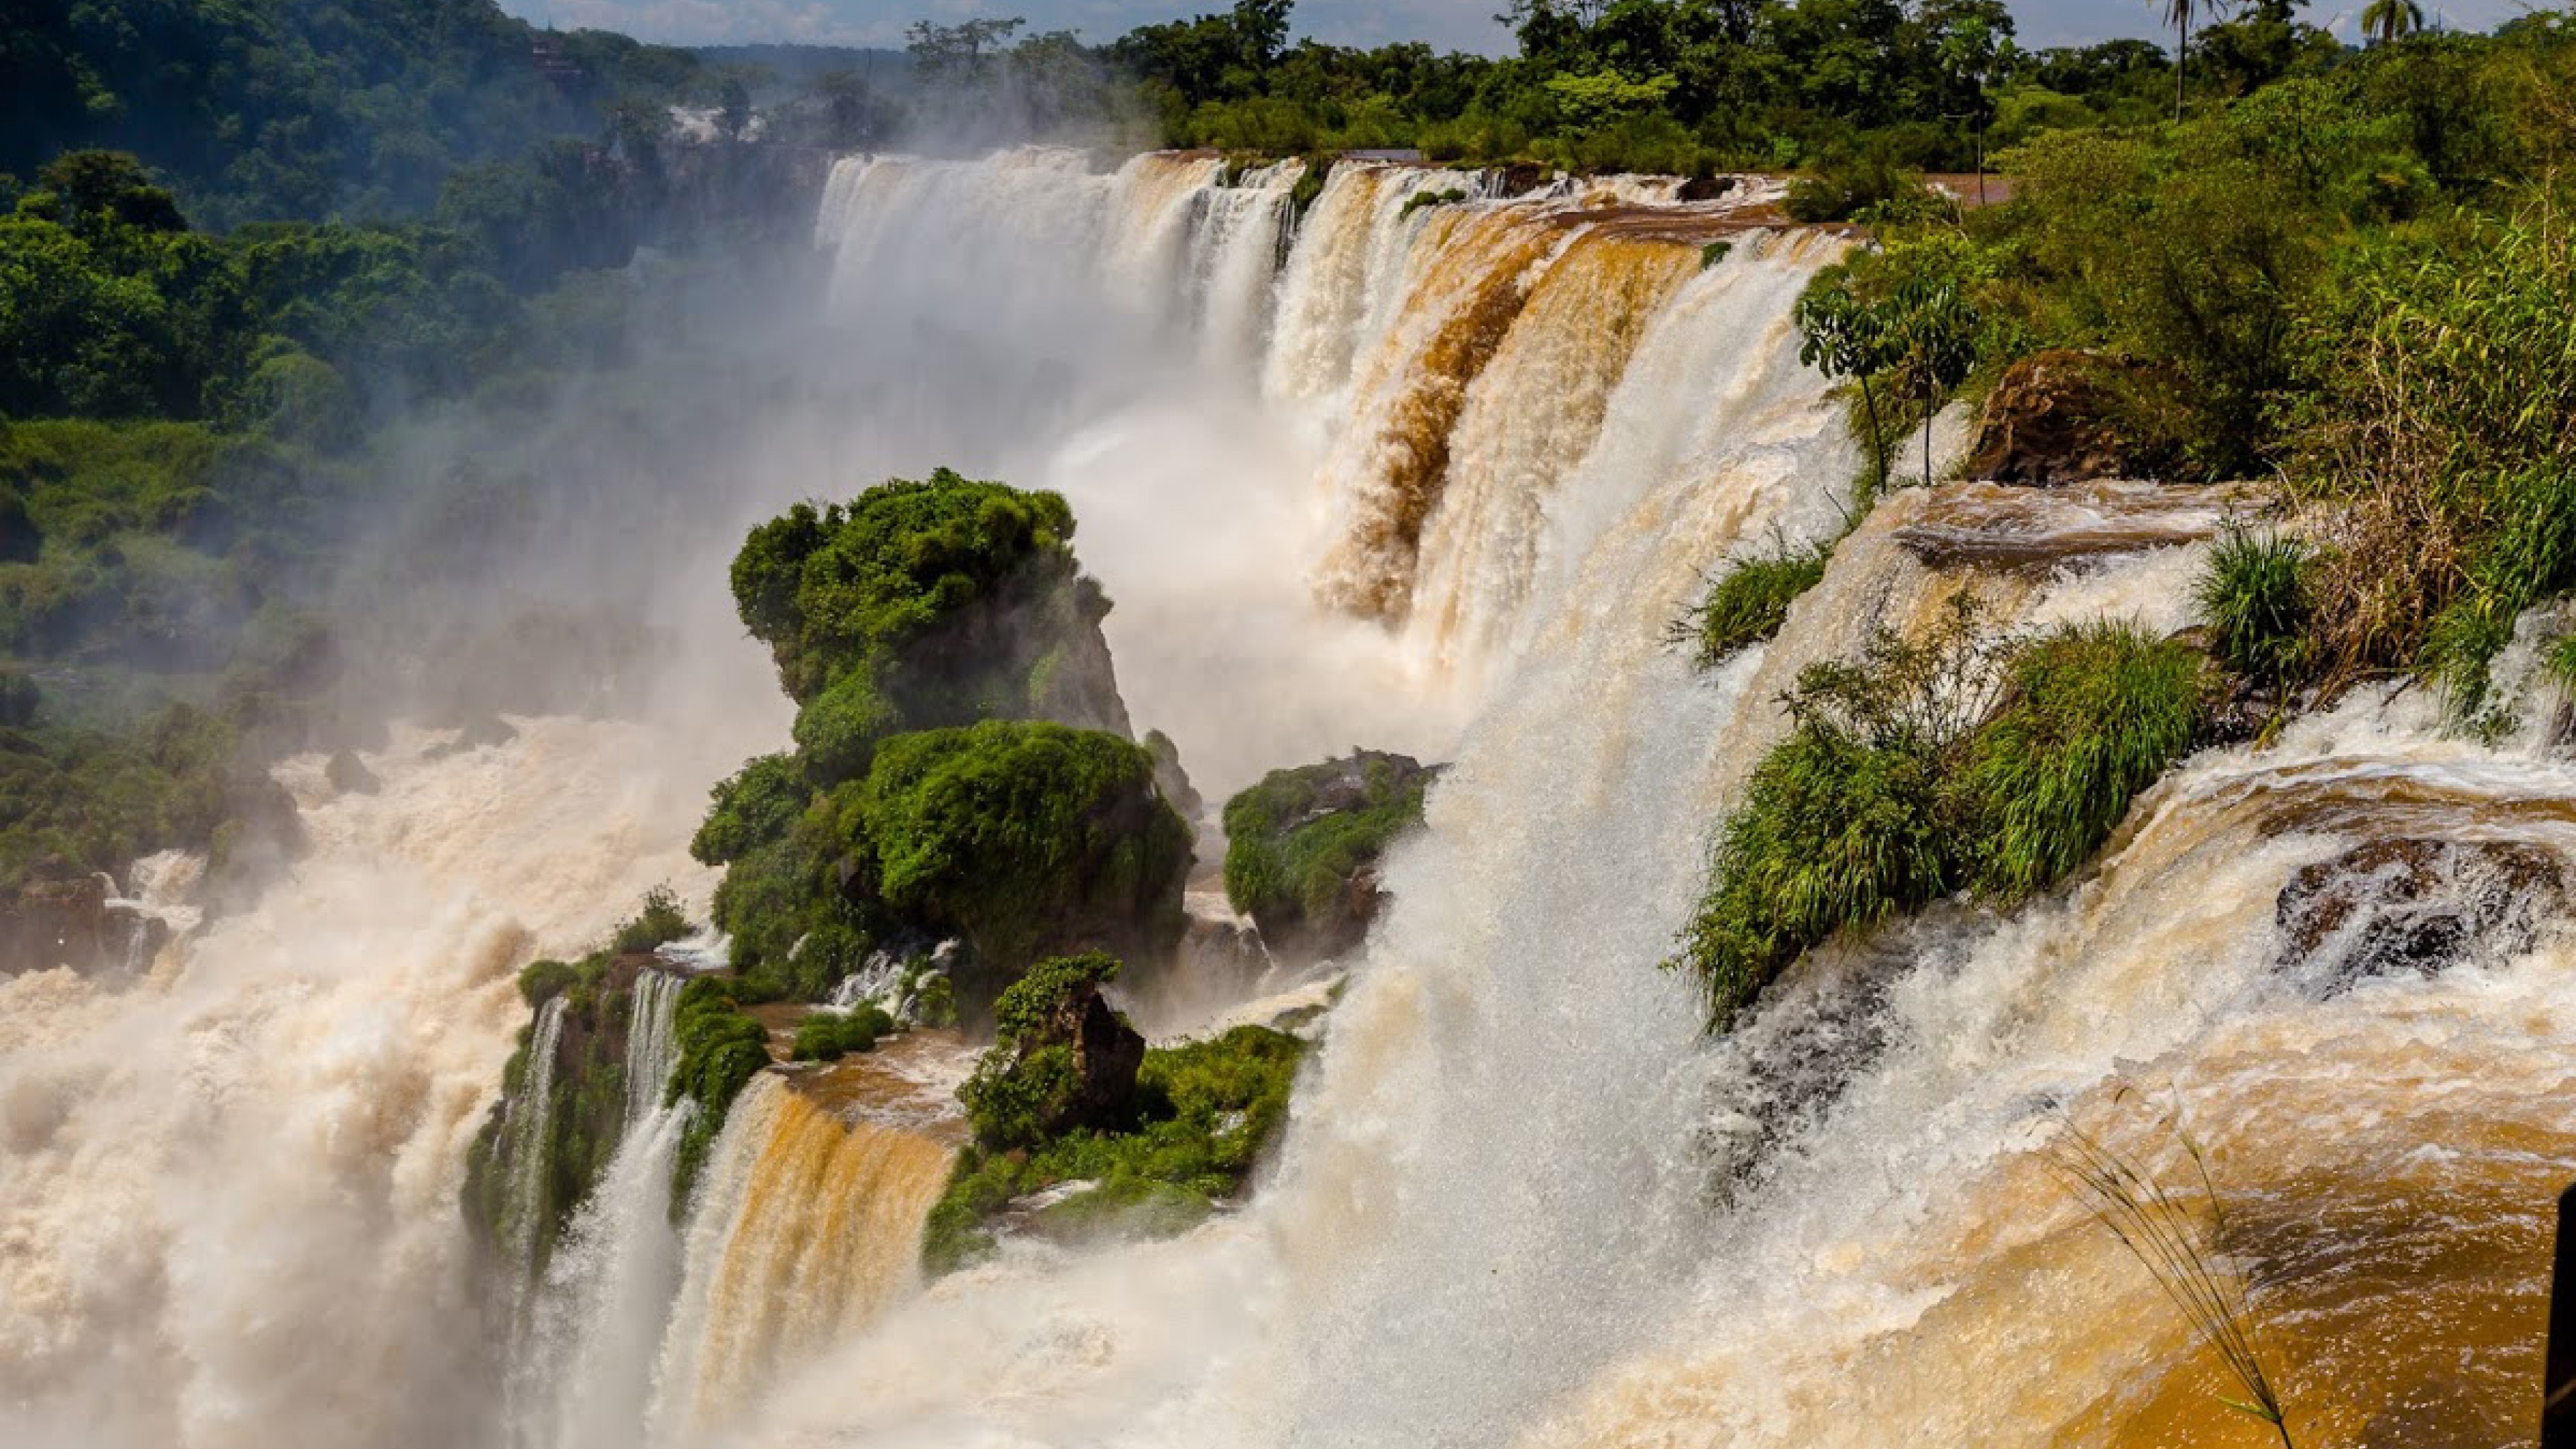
[1700, 239, 1733, 269]
[1684, 541, 1833, 667]
[1953, 622, 2207, 902]
[1672, 596, 2206, 1029]
[608, 884, 690, 955]
[2194, 530, 2314, 686]
[2047, 1100, 2297, 1448]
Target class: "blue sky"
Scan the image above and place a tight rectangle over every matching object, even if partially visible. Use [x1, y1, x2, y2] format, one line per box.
[502, 0, 2540, 58]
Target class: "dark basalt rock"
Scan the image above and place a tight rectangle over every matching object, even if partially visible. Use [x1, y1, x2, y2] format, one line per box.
[2271, 837, 2567, 996]
[1060, 981, 1145, 1134]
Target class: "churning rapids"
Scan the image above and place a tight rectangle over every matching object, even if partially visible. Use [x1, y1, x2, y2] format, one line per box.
[5, 148, 2570, 1449]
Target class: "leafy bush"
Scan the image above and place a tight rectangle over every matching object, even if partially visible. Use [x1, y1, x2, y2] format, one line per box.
[689, 753, 808, 865]
[2286, 209, 2576, 713]
[926, 1021, 1304, 1277]
[1674, 601, 2204, 1029]
[517, 957, 578, 1008]
[790, 1003, 893, 1061]
[1688, 542, 1832, 666]
[1222, 751, 1433, 948]
[608, 885, 690, 955]
[842, 721, 1191, 1008]
[727, 471, 1079, 706]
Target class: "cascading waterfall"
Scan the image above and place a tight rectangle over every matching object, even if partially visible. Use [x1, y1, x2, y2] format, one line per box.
[646, 1077, 951, 1438]
[624, 969, 684, 1129]
[502, 996, 570, 1275]
[19, 142, 2571, 1449]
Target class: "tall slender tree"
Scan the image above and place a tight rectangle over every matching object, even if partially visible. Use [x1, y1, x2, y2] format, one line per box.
[2361, 0, 2424, 45]
[2162, 0, 2198, 120]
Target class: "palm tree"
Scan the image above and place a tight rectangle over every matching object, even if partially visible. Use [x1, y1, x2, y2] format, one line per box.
[2361, 0, 2424, 45]
[2162, 0, 2197, 121]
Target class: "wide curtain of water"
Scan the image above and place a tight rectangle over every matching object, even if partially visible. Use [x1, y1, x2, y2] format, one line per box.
[6, 147, 2568, 1449]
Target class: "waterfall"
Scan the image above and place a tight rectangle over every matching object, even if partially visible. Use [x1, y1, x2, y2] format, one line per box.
[503, 996, 571, 1275]
[646, 1077, 952, 1438]
[0, 718, 739, 1448]
[514, 1102, 695, 1449]
[21, 144, 2571, 1449]
[625, 970, 684, 1129]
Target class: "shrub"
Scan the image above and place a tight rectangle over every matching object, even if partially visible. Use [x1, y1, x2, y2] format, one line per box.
[843, 721, 1191, 1007]
[790, 1003, 893, 1061]
[689, 753, 808, 865]
[1673, 600, 2205, 1029]
[608, 885, 690, 955]
[726, 471, 1079, 708]
[1949, 623, 2206, 902]
[2194, 531, 2314, 684]
[1688, 542, 1832, 666]
[927, 1020, 1305, 1277]
[1223, 752, 1432, 929]
[517, 957, 578, 1008]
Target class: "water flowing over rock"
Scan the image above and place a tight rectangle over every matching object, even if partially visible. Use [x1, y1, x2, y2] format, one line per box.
[21, 141, 2576, 1449]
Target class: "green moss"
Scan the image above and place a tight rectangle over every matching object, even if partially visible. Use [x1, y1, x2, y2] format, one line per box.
[925, 1022, 1305, 1277]
[1688, 542, 1832, 667]
[1398, 186, 1467, 218]
[959, 951, 1126, 1152]
[664, 975, 770, 1209]
[1674, 603, 2205, 1030]
[1221, 752, 1431, 948]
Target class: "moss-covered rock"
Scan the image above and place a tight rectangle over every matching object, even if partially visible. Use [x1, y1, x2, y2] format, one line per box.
[727, 469, 1131, 786]
[837, 721, 1192, 1018]
[926, 951, 1303, 1277]
[1222, 750, 1436, 965]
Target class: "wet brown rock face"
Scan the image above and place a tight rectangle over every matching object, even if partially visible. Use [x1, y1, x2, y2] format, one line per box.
[1964, 350, 2178, 486]
[0, 875, 108, 975]
[1059, 981, 1145, 1134]
[2272, 838, 2568, 995]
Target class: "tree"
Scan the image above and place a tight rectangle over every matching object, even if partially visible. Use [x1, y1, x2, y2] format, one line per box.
[1794, 274, 1902, 492]
[2160, 0, 2200, 119]
[2361, 0, 2424, 46]
[906, 17, 1028, 81]
[1888, 275, 1979, 485]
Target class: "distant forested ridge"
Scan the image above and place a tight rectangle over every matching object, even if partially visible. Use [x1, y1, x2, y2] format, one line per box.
[0, 0, 711, 227]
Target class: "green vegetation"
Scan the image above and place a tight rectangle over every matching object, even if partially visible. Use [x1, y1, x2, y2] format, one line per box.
[843, 721, 1191, 1006]
[665, 975, 770, 1205]
[610, 885, 691, 955]
[2194, 531, 2314, 687]
[1222, 750, 1433, 960]
[1686, 541, 1833, 665]
[928, 952, 1304, 1275]
[727, 471, 1125, 784]
[1, 0, 707, 227]
[791, 1003, 894, 1061]
[1674, 599, 2206, 1029]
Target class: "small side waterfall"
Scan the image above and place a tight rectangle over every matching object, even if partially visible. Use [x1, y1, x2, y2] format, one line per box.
[503, 996, 570, 1275]
[645, 1077, 953, 1437]
[625, 969, 684, 1128]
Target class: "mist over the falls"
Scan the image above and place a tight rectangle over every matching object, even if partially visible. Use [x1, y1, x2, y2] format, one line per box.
[11, 140, 2576, 1449]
